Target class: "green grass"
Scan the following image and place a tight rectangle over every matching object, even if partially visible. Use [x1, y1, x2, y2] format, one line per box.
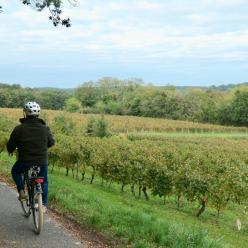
[2, 152, 248, 248]
[49, 169, 248, 248]
[48, 172, 224, 248]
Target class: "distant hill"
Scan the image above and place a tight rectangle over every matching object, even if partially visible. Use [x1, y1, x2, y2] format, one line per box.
[0, 83, 74, 94]
[172, 82, 248, 91]
[209, 82, 248, 91]
[1, 81, 248, 92]
[48, 82, 247, 92]
[36, 87, 75, 94]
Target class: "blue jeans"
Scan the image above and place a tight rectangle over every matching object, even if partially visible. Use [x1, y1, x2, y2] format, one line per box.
[11, 161, 48, 206]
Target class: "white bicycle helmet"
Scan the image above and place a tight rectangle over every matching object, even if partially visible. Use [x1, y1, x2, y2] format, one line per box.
[23, 102, 41, 116]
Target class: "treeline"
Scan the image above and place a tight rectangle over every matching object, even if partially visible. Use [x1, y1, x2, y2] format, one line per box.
[0, 83, 70, 110]
[1, 79, 248, 127]
[68, 78, 248, 127]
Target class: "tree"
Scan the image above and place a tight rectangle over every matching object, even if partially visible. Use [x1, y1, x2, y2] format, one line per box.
[75, 81, 100, 107]
[0, 0, 78, 27]
[85, 116, 109, 138]
[231, 90, 248, 126]
[65, 97, 82, 112]
[36, 90, 70, 110]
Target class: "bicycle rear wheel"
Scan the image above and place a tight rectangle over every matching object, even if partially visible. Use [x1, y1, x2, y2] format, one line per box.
[21, 178, 31, 217]
[32, 193, 44, 234]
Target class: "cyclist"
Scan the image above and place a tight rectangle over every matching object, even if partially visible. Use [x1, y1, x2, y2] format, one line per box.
[6, 102, 55, 212]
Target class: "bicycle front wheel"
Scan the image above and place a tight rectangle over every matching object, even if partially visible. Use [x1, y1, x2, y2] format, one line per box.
[32, 193, 43, 234]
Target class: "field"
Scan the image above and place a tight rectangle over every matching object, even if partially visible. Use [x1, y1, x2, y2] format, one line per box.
[0, 108, 248, 248]
[0, 108, 247, 134]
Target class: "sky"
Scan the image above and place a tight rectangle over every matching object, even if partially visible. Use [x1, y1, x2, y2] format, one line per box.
[1, 0, 248, 88]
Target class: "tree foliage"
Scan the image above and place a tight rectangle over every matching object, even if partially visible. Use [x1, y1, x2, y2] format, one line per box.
[0, 0, 77, 27]
[85, 116, 109, 138]
[74, 78, 248, 127]
[65, 97, 82, 112]
[0, 83, 70, 110]
[0, 79, 247, 127]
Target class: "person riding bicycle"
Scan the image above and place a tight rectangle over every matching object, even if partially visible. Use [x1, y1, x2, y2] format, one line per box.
[6, 102, 55, 212]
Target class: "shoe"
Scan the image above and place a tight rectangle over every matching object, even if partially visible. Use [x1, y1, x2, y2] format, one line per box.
[42, 205, 47, 213]
[18, 190, 27, 202]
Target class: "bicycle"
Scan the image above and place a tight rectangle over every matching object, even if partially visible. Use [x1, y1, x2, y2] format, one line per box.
[20, 166, 44, 234]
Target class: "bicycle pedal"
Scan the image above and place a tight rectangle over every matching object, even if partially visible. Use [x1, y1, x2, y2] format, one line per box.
[18, 196, 27, 202]
[19, 198, 27, 202]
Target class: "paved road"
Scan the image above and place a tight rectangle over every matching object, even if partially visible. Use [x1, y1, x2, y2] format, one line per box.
[0, 181, 84, 248]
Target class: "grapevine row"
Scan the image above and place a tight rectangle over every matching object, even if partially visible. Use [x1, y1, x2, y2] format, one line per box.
[0, 110, 247, 217]
[48, 134, 248, 217]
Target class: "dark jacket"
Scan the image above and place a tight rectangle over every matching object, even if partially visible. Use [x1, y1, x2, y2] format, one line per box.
[7, 116, 55, 165]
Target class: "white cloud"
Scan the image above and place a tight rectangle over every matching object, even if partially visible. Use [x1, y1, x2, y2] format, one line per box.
[109, 0, 161, 11]
[204, 0, 247, 6]
[1, 0, 248, 70]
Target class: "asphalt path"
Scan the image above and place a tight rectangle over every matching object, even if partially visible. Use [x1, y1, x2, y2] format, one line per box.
[0, 181, 84, 248]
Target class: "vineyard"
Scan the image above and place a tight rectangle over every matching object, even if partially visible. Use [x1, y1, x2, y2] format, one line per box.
[0, 107, 248, 247]
[0, 108, 248, 216]
[47, 135, 248, 217]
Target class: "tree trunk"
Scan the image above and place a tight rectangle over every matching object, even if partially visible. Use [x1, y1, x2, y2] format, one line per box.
[138, 186, 142, 197]
[76, 163, 79, 180]
[196, 197, 207, 217]
[177, 195, 181, 209]
[51, 164, 55, 174]
[121, 184, 125, 192]
[217, 208, 220, 217]
[90, 173, 95, 184]
[131, 184, 135, 196]
[81, 171, 85, 181]
[142, 186, 149, 201]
